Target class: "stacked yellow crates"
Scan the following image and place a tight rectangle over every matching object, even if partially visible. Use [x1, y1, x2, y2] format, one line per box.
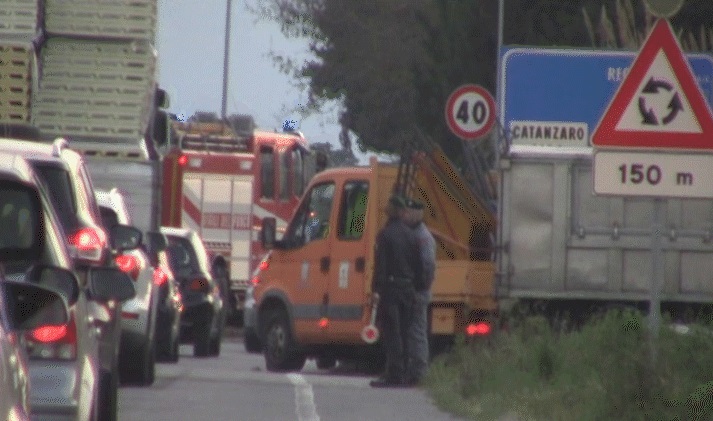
[29, 0, 158, 154]
[0, 0, 40, 124]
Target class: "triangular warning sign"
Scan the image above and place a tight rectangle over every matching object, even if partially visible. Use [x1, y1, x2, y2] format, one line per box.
[592, 19, 713, 150]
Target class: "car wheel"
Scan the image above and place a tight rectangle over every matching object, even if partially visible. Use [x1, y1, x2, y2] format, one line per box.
[193, 312, 213, 357]
[244, 329, 262, 353]
[97, 369, 117, 421]
[120, 338, 155, 386]
[263, 309, 306, 372]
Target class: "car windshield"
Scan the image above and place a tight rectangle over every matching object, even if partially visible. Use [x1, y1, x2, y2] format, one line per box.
[32, 164, 77, 230]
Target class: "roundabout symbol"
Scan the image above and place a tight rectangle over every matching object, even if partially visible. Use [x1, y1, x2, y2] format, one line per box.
[638, 77, 683, 126]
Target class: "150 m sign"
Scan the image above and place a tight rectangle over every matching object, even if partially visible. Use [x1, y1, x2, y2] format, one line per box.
[593, 151, 713, 199]
[445, 84, 496, 140]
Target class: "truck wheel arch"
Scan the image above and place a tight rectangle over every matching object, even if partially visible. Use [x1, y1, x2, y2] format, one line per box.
[257, 290, 295, 340]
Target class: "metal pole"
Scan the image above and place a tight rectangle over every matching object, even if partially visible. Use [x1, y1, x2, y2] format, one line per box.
[649, 198, 664, 362]
[497, 0, 504, 56]
[221, 0, 232, 119]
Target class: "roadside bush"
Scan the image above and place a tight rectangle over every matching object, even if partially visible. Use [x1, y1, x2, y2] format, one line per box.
[424, 309, 713, 421]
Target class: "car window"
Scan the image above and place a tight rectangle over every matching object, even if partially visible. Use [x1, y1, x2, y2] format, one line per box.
[32, 164, 77, 230]
[0, 181, 42, 264]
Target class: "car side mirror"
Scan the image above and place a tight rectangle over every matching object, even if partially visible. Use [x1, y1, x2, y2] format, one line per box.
[88, 267, 136, 302]
[24, 264, 80, 305]
[261, 217, 277, 250]
[145, 231, 167, 267]
[4, 280, 69, 330]
[110, 224, 142, 252]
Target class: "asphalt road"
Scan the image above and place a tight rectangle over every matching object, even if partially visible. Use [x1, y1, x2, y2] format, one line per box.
[118, 333, 467, 421]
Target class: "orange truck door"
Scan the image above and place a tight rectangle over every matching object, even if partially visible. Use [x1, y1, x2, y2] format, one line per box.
[274, 181, 336, 343]
[325, 179, 370, 343]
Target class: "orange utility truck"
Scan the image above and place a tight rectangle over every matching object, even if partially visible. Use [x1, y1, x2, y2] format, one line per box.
[245, 146, 497, 371]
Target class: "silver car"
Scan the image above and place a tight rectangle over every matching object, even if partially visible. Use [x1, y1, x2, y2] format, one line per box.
[96, 188, 159, 386]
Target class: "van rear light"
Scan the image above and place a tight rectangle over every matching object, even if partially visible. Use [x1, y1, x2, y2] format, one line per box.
[26, 316, 78, 360]
[69, 227, 107, 264]
[153, 267, 168, 286]
[466, 321, 492, 336]
[115, 254, 140, 280]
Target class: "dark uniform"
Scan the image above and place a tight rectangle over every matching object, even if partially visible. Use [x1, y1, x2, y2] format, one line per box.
[370, 196, 423, 387]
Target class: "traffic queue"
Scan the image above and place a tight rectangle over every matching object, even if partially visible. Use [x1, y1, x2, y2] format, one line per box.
[0, 136, 225, 421]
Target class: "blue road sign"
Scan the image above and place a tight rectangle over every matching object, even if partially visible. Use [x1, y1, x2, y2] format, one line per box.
[498, 47, 713, 147]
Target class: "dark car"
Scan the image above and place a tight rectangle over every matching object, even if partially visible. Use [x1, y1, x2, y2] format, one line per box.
[145, 230, 182, 363]
[0, 138, 129, 421]
[0, 149, 136, 421]
[160, 227, 225, 357]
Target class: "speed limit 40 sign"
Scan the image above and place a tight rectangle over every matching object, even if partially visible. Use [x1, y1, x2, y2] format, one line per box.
[445, 84, 496, 140]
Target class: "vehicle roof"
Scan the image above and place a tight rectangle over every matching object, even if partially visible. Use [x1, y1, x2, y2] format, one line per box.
[0, 151, 38, 184]
[95, 188, 131, 223]
[0, 137, 83, 168]
[159, 226, 195, 239]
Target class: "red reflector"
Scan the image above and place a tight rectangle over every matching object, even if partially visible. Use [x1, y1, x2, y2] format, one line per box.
[121, 312, 140, 320]
[153, 267, 168, 286]
[466, 322, 491, 336]
[250, 276, 260, 286]
[259, 260, 269, 271]
[178, 155, 188, 166]
[31, 325, 68, 343]
[189, 278, 208, 291]
[318, 317, 329, 329]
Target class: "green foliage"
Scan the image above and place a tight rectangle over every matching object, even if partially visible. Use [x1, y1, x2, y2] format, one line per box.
[425, 309, 713, 421]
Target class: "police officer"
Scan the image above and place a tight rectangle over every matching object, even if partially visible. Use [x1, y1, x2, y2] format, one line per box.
[405, 199, 436, 385]
[370, 195, 423, 388]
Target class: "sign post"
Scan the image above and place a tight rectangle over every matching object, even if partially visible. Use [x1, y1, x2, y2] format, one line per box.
[591, 18, 713, 348]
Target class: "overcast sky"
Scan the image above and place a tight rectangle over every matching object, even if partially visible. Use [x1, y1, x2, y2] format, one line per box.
[155, 0, 344, 149]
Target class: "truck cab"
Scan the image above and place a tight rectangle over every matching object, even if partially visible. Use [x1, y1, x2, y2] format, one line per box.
[247, 149, 498, 372]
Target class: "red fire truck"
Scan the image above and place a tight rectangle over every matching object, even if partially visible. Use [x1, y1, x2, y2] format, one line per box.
[160, 115, 315, 320]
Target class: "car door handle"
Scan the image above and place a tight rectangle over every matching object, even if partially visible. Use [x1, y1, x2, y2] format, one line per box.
[320, 256, 330, 273]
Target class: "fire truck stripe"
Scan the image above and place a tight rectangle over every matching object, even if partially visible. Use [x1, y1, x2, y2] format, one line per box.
[183, 194, 202, 226]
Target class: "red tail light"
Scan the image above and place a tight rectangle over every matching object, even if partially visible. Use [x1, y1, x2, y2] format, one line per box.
[189, 278, 210, 292]
[69, 227, 107, 264]
[115, 254, 140, 280]
[178, 154, 188, 166]
[466, 321, 492, 336]
[259, 259, 269, 271]
[26, 316, 78, 360]
[250, 276, 260, 286]
[153, 267, 169, 286]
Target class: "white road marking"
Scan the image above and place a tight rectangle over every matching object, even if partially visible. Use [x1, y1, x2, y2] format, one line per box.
[287, 373, 321, 421]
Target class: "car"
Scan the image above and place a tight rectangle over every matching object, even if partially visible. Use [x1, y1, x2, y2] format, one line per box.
[145, 230, 182, 363]
[96, 188, 159, 385]
[0, 149, 136, 421]
[0, 137, 128, 421]
[160, 227, 226, 357]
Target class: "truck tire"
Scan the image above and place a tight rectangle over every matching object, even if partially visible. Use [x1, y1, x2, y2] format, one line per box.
[193, 311, 213, 357]
[263, 309, 306, 372]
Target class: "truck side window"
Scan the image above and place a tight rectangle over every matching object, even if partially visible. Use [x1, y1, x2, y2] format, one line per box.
[279, 150, 289, 201]
[260, 146, 275, 200]
[284, 182, 335, 246]
[338, 181, 368, 240]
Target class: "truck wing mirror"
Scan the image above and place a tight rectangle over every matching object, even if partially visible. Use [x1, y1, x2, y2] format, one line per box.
[88, 267, 136, 302]
[261, 217, 277, 250]
[4, 280, 69, 330]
